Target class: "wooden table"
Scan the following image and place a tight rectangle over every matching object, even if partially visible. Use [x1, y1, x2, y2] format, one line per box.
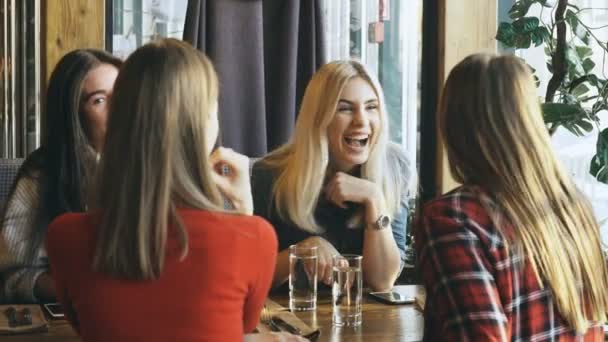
[2, 319, 79, 342]
[2, 288, 424, 341]
[271, 289, 424, 342]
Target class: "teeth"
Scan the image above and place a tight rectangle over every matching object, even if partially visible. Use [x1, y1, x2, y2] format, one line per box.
[345, 137, 368, 147]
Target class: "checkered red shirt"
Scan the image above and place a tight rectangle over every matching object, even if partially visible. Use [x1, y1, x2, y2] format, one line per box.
[414, 186, 604, 341]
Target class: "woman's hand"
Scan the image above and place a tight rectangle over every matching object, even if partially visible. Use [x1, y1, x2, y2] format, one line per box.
[324, 172, 386, 225]
[209, 147, 253, 215]
[244, 332, 309, 342]
[297, 236, 340, 286]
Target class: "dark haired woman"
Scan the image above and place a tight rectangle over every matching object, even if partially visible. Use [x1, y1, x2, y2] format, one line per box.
[0, 49, 121, 303]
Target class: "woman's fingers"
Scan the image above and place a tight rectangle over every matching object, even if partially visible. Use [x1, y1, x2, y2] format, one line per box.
[209, 147, 253, 214]
[318, 254, 331, 285]
[324, 176, 347, 209]
[319, 246, 337, 285]
[298, 237, 341, 285]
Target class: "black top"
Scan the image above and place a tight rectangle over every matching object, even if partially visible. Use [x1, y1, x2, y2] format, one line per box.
[251, 152, 409, 271]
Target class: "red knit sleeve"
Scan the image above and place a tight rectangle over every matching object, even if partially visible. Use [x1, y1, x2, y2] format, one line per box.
[242, 217, 278, 333]
[46, 214, 83, 334]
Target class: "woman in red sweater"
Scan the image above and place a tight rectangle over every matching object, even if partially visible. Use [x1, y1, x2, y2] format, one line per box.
[46, 39, 291, 341]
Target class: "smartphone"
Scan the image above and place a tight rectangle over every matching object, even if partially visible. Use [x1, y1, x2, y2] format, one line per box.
[43, 303, 65, 318]
[369, 285, 420, 305]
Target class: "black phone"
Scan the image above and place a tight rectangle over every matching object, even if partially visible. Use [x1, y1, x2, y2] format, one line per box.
[369, 285, 419, 305]
[43, 303, 65, 318]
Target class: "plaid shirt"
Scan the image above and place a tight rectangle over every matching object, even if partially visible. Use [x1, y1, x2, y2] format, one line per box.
[415, 186, 604, 341]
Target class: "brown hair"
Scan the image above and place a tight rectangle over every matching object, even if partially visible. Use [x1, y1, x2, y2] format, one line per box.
[93, 38, 223, 280]
[439, 53, 608, 332]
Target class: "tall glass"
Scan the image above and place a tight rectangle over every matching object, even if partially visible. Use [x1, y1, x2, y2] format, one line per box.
[289, 245, 318, 311]
[332, 254, 363, 326]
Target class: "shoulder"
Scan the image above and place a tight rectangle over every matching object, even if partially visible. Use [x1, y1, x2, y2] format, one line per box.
[181, 210, 277, 247]
[224, 213, 276, 242]
[384, 143, 411, 180]
[47, 213, 94, 249]
[6, 148, 46, 198]
[251, 157, 278, 183]
[12, 148, 45, 182]
[418, 186, 503, 247]
[10, 172, 42, 199]
[250, 158, 280, 206]
[3, 170, 42, 216]
[386, 143, 411, 170]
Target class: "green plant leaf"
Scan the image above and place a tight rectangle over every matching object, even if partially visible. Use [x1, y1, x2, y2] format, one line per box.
[566, 10, 591, 44]
[577, 120, 594, 133]
[590, 128, 608, 184]
[542, 102, 594, 136]
[582, 58, 596, 73]
[572, 83, 590, 98]
[511, 34, 531, 49]
[576, 46, 593, 59]
[513, 17, 540, 33]
[509, 0, 535, 19]
[537, 26, 551, 43]
[566, 47, 586, 78]
[542, 103, 581, 122]
[531, 26, 551, 47]
[496, 23, 516, 47]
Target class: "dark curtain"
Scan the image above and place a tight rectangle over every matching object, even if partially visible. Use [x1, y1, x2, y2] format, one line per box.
[183, 0, 326, 157]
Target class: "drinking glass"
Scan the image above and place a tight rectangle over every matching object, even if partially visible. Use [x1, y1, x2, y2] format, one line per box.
[332, 254, 363, 326]
[289, 245, 318, 311]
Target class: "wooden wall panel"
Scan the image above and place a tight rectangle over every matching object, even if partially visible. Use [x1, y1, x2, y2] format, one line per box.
[436, 0, 498, 194]
[43, 0, 105, 82]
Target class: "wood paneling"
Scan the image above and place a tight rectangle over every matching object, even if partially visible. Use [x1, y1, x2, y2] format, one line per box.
[42, 0, 105, 82]
[436, 0, 498, 194]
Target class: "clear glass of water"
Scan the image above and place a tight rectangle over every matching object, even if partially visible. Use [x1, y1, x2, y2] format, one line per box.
[332, 254, 363, 327]
[289, 245, 318, 311]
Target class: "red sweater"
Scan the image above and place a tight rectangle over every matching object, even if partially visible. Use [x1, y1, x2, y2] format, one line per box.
[46, 209, 277, 342]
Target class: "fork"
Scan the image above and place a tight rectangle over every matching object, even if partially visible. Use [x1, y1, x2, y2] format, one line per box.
[260, 307, 302, 335]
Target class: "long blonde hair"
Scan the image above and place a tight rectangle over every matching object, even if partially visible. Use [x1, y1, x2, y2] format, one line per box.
[261, 60, 409, 233]
[439, 53, 608, 332]
[93, 38, 224, 280]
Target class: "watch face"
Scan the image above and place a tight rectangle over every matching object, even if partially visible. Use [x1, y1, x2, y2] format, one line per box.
[379, 215, 391, 229]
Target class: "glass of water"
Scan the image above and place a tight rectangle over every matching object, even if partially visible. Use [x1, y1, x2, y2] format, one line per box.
[332, 254, 363, 327]
[289, 245, 318, 311]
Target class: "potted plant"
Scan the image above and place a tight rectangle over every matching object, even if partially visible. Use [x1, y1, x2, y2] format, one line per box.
[496, 0, 608, 184]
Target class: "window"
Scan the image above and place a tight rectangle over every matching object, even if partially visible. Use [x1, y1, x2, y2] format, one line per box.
[321, 0, 423, 179]
[504, 0, 608, 246]
[0, 0, 41, 157]
[111, 0, 188, 59]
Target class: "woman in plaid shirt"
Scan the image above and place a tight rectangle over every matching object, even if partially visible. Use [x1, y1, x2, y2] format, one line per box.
[415, 54, 608, 341]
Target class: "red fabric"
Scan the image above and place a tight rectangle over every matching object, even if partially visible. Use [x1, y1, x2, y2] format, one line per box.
[46, 209, 277, 342]
[414, 186, 604, 342]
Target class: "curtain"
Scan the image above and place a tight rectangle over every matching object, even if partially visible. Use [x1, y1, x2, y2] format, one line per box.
[183, 0, 326, 157]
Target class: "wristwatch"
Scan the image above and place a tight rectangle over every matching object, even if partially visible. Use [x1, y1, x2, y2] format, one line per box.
[369, 214, 391, 230]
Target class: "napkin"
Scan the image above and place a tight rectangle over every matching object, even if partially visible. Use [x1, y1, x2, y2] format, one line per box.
[414, 288, 426, 312]
[256, 299, 320, 340]
[0, 305, 48, 335]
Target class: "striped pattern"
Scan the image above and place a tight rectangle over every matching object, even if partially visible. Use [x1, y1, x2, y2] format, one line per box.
[0, 173, 48, 303]
[415, 186, 603, 341]
[0, 158, 24, 210]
